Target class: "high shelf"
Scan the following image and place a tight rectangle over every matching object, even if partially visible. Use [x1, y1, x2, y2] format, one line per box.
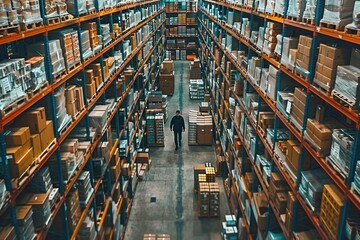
[0, 0, 166, 239]
[165, 0, 199, 60]
[197, 0, 360, 239]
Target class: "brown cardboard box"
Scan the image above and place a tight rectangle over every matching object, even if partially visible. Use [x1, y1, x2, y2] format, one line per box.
[293, 96, 306, 112]
[299, 35, 312, 47]
[66, 101, 77, 116]
[312, 122, 332, 140]
[40, 121, 55, 151]
[60, 139, 78, 153]
[15, 107, 47, 134]
[319, 44, 350, 60]
[318, 54, 347, 68]
[291, 103, 305, 122]
[6, 146, 23, 163]
[5, 127, 31, 146]
[294, 88, 307, 103]
[9, 147, 33, 178]
[30, 134, 42, 158]
[286, 140, 299, 159]
[65, 85, 77, 103]
[162, 60, 173, 74]
[85, 69, 94, 83]
[86, 81, 96, 98]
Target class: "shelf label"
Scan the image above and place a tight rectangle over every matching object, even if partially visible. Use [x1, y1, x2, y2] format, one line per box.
[286, 101, 292, 114]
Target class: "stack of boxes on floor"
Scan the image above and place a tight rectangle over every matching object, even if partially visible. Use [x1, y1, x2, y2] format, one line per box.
[5, 107, 55, 183]
[188, 103, 213, 145]
[189, 59, 204, 100]
[194, 163, 219, 218]
[147, 91, 168, 123]
[136, 150, 151, 181]
[159, 60, 174, 96]
[221, 215, 238, 240]
[143, 233, 171, 240]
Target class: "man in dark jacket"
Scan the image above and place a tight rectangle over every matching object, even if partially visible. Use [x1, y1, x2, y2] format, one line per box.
[170, 110, 185, 150]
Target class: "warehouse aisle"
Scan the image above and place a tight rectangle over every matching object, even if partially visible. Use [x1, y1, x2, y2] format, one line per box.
[124, 61, 229, 240]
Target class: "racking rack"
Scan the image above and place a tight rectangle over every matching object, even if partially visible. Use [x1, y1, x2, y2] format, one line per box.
[165, 0, 199, 60]
[197, 0, 360, 239]
[0, 0, 166, 239]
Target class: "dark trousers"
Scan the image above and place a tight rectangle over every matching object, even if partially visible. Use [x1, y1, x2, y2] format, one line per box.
[174, 131, 182, 147]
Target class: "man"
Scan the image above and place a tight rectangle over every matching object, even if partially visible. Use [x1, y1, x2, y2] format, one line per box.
[170, 110, 185, 150]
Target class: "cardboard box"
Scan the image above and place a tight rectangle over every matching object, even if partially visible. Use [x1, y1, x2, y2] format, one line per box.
[6, 146, 23, 163]
[162, 60, 173, 74]
[318, 54, 347, 69]
[86, 81, 96, 98]
[294, 88, 307, 103]
[30, 134, 42, 158]
[5, 127, 31, 146]
[40, 121, 55, 151]
[9, 147, 33, 178]
[16, 107, 47, 134]
[299, 35, 312, 47]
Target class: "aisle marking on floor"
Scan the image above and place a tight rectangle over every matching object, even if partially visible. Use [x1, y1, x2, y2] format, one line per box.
[176, 62, 184, 240]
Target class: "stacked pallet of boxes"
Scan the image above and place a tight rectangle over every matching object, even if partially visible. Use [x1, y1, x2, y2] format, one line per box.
[147, 91, 168, 123]
[190, 59, 202, 79]
[285, 139, 311, 179]
[65, 85, 85, 119]
[221, 215, 238, 240]
[159, 60, 174, 96]
[14, 206, 36, 239]
[314, 44, 350, 93]
[269, 173, 290, 215]
[189, 79, 205, 100]
[83, 22, 102, 54]
[320, 0, 356, 29]
[263, 22, 282, 58]
[66, 189, 81, 233]
[6, 107, 55, 185]
[295, 35, 312, 78]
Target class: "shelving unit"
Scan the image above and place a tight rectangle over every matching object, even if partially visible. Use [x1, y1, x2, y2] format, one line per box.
[165, 0, 199, 60]
[198, 0, 360, 239]
[0, 0, 166, 239]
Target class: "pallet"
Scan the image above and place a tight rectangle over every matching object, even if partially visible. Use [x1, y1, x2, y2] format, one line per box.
[73, 107, 85, 120]
[0, 95, 28, 118]
[0, 24, 20, 36]
[88, 94, 96, 104]
[257, 126, 266, 137]
[87, 8, 96, 15]
[46, 16, 60, 25]
[331, 90, 358, 112]
[20, 20, 44, 31]
[274, 12, 283, 18]
[345, 27, 360, 37]
[11, 159, 39, 190]
[286, 15, 300, 22]
[325, 156, 347, 181]
[26, 81, 49, 99]
[58, 118, 73, 136]
[37, 138, 57, 164]
[312, 80, 331, 96]
[60, 14, 73, 22]
[320, 21, 346, 31]
[294, 67, 309, 81]
[274, 52, 281, 62]
[302, 17, 315, 25]
[67, 61, 81, 72]
[52, 68, 67, 82]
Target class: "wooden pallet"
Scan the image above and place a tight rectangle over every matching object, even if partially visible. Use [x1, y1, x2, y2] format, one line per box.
[0, 95, 28, 117]
[58, 118, 73, 136]
[72, 107, 85, 120]
[67, 61, 81, 72]
[312, 80, 331, 96]
[37, 138, 57, 164]
[286, 15, 300, 22]
[320, 21, 346, 31]
[345, 27, 360, 37]
[274, 12, 284, 18]
[257, 126, 266, 137]
[325, 156, 347, 181]
[26, 81, 49, 99]
[60, 14, 73, 22]
[0, 24, 20, 36]
[302, 17, 315, 25]
[87, 8, 96, 15]
[53, 68, 67, 82]
[88, 94, 96, 104]
[20, 20, 44, 31]
[331, 90, 358, 112]
[47, 16, 60, 25]
[294, 67, 309, 81]
[11, 159, 39, 190]
[274, 52, 281, 62]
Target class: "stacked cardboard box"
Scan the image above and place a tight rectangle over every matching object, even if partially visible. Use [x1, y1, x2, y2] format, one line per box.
[285, 139, 312, 177]
[109, 149, 121, 182]
[196, 114, 213, 145]
[77, 171, 93, 205]
[29, 167, 52, 194]
[28, 40, 66, 77]
[314, 44, 350, 92]
[321, 0, 355, 27]
[263, 22, 282, 57]
[320, 184, 345, 240]
[25, 56, 47, 92]
[295, 35, 312, 76]
[159, 60, 174, 96]
[65, 85, 85, 119]
[66, 189, 81, 232]
[190, 59, 202, 79]
[222, 215, 238, 239]
[15, 206, 36, 240]
[284, 191, 310, 233]
[77, 215, 97, 240]
[83, 22, 102, 53]
[7, 107, 54, 177]
[88, 63, 103, 92]
[52, 29, 81, 71]
[209, 183, 220, 217]
[280, 37, 299, 70]
[18, 192, 52, 228]
[290, 88, 318, 131]
[198, 182, 210, 217]
[251, 192, 269, 231]
[269, 172, 290, 214]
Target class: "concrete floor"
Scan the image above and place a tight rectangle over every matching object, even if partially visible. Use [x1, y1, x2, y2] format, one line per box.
[124, 61, 230, 240]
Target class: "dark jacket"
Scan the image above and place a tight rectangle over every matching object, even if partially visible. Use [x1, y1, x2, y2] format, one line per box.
[170, 115, 185, 132]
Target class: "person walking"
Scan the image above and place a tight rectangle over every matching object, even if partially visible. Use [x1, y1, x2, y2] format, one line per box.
[170, 110, 185, 150]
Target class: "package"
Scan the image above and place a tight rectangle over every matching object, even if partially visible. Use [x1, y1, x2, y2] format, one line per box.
[14, 107, 47, 134]
[287, 0, 306, 18]
[54, 85, 72, 133]
[281, 37, 299, 68]
[321, 0, 356, 26]
[265, 0, 275, 14]
[303, 0, 318, 20]
[66, 0, 87, 15]
[274, 0, 286, 15]
[334, 65, 360, 104]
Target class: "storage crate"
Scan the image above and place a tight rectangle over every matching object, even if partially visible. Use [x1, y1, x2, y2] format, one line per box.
[320, 184, 345, 240]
